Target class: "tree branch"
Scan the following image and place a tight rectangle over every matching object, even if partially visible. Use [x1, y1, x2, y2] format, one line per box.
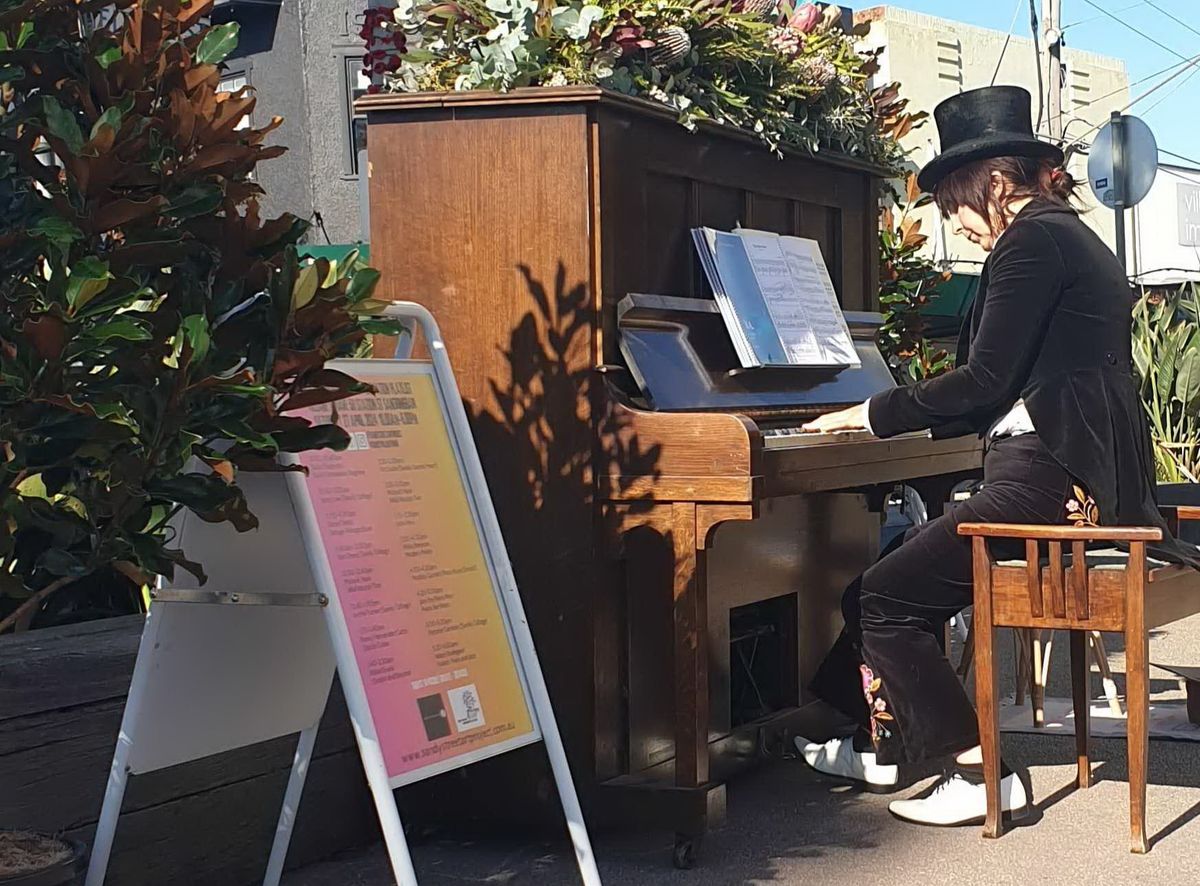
[0, 575, 79, 635]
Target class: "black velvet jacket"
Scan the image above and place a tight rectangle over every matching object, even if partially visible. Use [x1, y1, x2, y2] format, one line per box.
[868, 198, 1199, 567]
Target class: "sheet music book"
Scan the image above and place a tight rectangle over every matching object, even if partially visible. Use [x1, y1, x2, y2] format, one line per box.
[692, 226, 860, 369]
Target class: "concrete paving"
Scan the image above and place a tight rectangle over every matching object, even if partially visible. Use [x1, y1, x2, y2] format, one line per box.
[284, 618, 1200, 886]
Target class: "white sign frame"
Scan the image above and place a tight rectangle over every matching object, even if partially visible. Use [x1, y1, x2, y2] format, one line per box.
[84, 303, 601, 886]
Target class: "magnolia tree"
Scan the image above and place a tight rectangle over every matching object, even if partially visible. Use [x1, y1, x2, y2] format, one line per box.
[0, 0, 396, 631]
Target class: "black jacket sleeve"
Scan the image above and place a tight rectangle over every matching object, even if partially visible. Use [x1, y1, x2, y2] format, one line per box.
[867, 219, 1066, 438]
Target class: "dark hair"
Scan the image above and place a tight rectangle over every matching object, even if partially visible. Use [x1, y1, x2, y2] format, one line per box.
[933, 155, 1080, 234]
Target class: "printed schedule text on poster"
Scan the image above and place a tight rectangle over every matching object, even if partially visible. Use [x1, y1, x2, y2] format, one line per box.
[298, 371, 537, 783]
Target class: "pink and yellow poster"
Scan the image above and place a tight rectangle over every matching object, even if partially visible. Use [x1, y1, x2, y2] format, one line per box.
[298, 369, 537, 784]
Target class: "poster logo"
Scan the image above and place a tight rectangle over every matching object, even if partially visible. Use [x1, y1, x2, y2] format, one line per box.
[448, 684, 486, 732]
[416, 693, 451, 740]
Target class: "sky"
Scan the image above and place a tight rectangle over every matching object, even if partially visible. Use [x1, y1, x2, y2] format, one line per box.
[865, 0, 1200, 165]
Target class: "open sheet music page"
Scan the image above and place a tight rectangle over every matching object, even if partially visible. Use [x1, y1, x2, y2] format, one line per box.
[776, 235, 861, 367]
[710, 230, 790, 365]
[735, 230, 826, 365]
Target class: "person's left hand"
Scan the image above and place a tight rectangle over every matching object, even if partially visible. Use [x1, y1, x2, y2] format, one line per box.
[801, 402, 870, 434]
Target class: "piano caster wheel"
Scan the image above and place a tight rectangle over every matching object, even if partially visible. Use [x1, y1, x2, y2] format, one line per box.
[672, 833, 699, 869]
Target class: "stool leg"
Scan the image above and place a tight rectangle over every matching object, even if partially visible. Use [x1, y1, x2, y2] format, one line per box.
[971, 537, 1003, 839]
[1126, 546, 1150, 854]
[1070, 630, 1092, 789]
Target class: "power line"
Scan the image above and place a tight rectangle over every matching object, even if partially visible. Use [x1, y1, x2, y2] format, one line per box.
[1048, 51, 1200, 136]
[991, 0, 1026, 86]
[1065, 53, 1200, 150]
[1143, 1, 1200, 42]
[1062, 1, 1147, 30]
[1160, 148, 1200, 169]
[1077, 0, 1193, 64]
[1139, 61, 1200, 118]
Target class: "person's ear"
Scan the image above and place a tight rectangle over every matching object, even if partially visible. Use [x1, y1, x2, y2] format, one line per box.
[989, 170, 1007, 199]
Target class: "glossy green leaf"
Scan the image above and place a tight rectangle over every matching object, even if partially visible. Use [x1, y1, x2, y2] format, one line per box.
[90, 106, 123, 142]
[1176, 348, 1200, 411]
[80, 319, 153, 344]
[96, 46, 122, 69]
[66, 258, 112, 313]
[196, 22, 240, 65]
[292, 263, 320, 310]
[181, 315, 211, 363]
[166, 184, 223, 218]
[42, 96, 84, 153]
[346, 267, 382, 304]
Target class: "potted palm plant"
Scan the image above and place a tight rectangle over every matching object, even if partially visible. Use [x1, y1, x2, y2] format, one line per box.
[1132, 282, 1200, 541]
[0, 0, 397, 877]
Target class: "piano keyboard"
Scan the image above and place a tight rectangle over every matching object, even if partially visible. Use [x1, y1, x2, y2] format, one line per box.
[761, 428, 932, 450]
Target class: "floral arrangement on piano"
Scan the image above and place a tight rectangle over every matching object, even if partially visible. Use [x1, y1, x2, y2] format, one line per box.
[362, 0, 921, 165]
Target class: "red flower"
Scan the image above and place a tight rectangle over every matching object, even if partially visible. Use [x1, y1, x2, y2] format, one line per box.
[788, 2, 820, 33]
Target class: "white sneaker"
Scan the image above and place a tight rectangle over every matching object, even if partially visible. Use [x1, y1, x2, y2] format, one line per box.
[794, 735, 899, 791]
[888, 771, 1030, 827]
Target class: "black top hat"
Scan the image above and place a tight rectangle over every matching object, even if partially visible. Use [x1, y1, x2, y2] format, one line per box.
[916, 85, 1065, 193]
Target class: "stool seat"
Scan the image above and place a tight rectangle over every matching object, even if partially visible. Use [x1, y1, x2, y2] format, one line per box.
[958, 516, 1200, 855]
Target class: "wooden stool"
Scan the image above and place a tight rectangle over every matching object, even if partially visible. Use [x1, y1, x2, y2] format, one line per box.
[958, 518, 1200, 854]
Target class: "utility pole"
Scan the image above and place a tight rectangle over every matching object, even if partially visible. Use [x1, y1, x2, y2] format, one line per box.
[1043, 0, 1064, 141]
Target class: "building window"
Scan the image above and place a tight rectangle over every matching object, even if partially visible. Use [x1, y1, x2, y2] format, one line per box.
[343, 56, 370, 177]
[218, 72, 252, 131]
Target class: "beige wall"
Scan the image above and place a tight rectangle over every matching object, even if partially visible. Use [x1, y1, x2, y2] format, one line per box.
[855, 6, 1130, 268]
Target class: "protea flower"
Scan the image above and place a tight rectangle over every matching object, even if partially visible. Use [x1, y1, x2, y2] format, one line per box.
[651, 25, 692, 65]
[787, 2, 821, 33]
[797, 55, 837, 89]
[734, 0, 777, 18]
[768, 25, 801, 57]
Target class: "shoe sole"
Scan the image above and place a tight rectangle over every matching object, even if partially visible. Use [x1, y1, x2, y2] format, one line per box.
[887, 804, 1032, 828]
[800, 761, 902, 794]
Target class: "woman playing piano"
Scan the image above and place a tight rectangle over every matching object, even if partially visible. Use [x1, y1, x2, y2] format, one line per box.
[794, 85, 1199, 827]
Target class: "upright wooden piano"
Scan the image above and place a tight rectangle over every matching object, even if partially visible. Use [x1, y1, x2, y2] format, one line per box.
[361, 86, 982, 861]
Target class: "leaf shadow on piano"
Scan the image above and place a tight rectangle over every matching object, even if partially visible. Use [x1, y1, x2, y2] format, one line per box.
[466, 261, 665, 533]
[416, 262, 667, 829]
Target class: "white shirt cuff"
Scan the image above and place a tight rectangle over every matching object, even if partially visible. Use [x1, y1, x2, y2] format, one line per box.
[862, 398, 873, 434]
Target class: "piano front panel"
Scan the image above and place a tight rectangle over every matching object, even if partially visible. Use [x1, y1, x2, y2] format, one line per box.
[622, 493, 879, 772]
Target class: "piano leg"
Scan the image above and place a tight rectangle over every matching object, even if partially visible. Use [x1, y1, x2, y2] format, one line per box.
[599, 500, 753, 868]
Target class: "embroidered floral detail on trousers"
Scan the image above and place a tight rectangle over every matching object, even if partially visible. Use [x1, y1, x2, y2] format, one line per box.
[860, 664, 894, 744]
[1066, 484, 1099, 527]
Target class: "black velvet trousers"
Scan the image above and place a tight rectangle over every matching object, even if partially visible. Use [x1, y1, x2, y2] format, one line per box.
[810, 433, 1077, 766]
